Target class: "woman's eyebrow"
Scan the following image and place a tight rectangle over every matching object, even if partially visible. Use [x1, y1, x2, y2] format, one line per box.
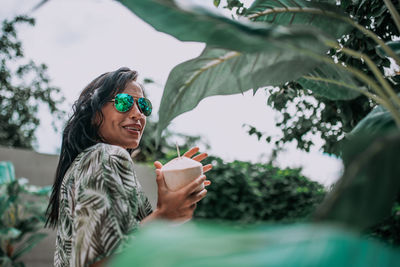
[130, 94, 144, 98]
[115, 93, 144, 98]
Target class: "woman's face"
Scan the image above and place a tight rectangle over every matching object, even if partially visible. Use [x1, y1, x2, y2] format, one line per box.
[97, 80, 146, 149]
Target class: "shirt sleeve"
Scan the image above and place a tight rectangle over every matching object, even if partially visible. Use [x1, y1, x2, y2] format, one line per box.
[71, 145, 143, 267]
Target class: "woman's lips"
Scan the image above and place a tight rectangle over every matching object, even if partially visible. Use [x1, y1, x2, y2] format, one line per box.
[123, 126, 140, 135]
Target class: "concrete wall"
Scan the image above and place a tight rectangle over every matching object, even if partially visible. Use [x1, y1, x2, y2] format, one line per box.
[0, 146, 157, 267]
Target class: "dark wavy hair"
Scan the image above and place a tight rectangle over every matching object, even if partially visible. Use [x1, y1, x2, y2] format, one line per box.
[45, 67, 141, 229]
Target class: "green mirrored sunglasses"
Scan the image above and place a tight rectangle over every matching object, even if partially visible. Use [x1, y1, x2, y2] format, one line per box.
[110, 93, 152, 116]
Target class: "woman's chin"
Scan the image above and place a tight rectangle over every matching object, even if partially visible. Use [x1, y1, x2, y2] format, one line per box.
[126, 141, 140, 149]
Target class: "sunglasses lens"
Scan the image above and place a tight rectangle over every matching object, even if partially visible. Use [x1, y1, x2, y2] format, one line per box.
[138, 97, 152, 116]
[114, 93, 134, 112]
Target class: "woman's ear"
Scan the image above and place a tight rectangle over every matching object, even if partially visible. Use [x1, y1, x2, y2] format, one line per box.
[92, 111, 102, 127]
[92, 112, 104, 143]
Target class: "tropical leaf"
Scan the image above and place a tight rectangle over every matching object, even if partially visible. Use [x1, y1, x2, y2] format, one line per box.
[0, 162, 15, 184]
[213, 0, 220, 8]
[376, 41, 400, 58]
[11, 233, 47, 260]
[0, 257, 13, 267]
[314, 130, 400, 230]
[118, 0, 330, 54]
[350, 105, 396, 136]
[111, 222, 400, 266]
[21, 184, 51, 196]
[156, 46, 321, 140]
[383, 0, 400, 34]
[245, 0, 352, 38]
[0, 228, 21, 242]
[297, 64, 362, 100]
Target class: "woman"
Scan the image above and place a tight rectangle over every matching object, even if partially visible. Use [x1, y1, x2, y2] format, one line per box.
[45, 67, 212, 267]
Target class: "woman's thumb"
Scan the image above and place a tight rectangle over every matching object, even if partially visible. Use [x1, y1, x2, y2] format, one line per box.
[155, 169, 166, 188]
[155, 169, 161, 178]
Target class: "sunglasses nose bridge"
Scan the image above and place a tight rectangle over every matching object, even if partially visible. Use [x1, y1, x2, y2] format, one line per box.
[128, 99, 145, 118]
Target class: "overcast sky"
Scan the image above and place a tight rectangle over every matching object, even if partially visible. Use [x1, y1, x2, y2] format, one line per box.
[1, 0, 342, 186]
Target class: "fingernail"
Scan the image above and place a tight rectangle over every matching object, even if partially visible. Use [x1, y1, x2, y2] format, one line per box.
[204, 181, 211, 186]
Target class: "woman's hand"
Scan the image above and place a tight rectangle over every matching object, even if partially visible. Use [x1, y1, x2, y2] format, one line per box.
[154, 147, 212, 221]
[183, 147, 213, 177]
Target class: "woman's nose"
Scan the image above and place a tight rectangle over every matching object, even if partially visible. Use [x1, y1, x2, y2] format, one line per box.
[129, 101, 144, 118]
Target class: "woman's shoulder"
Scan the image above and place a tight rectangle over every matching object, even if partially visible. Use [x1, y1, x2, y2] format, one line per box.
[76, 143, 132, 165]
[72, 143, 133, 176]
[86, 143, 131, 158]
[73, 143, 136, 189]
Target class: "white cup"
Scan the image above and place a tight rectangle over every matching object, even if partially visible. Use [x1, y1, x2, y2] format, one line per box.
[161, 157, 204, 192]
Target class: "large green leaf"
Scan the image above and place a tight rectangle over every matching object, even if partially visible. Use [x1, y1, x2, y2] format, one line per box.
[314, 130, 400, 230]
[350, 105, 396, 136]
[0, 162, 15, 184]
[111, 222, 400, 266]
[21, 184, 51, 196]
[118, 0, 330, 54]
[246, 0, 351, 39]
[297, 64, 362, 100]
[156, 46, 321, 140]
[11, 233, 47, 260]
[0, 257, 13, 267]
[0, 228, 21, 241]
[376, 41, 400, 57]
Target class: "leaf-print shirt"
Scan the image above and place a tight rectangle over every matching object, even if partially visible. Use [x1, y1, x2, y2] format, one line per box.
[54, 143, 153, 267]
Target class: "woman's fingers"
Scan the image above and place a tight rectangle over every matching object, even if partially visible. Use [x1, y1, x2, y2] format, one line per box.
[154, 162, 167, 190]
[182, 175, 206, 195]
[204, 180, 211, 187]
[189, 203, 197, 211]
[192, 152, 208, 162]
[183, 148, 213, 173]
[183, 147, 199, 158]
[203, 164, 212, 173]
[155, 169, 164, 186]
[187, 189, 207, 206]
[154, 161, 163, 169]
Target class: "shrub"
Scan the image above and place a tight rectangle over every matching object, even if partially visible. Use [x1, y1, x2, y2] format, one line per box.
[194, 156, 326, 223]
[366, 199, 400, 246]
[0, 162, 50, 267]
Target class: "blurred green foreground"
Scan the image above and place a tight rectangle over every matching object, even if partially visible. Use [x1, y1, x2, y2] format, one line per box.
[111, 222, 400, 267]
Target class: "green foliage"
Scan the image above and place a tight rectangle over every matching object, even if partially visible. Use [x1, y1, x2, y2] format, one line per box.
[120, 0, 400, 150]
[377, 41, 400, 58]
[156, 46, 322, 141]
[350, 105, 397, 136]
[259, 0, 399, 154]
[0, 162, 15, 184]
[119, 0, 355, 140]
[0, 15, 65, 149]
[112, 222, 400, 266]
[194, 156, 326, 223]
[245, 0, 351, 38]
[0, 162, 50, 267]
[254, 84, 373, 154]
[297, 64, 361, 100]
[314, 131, 400, 230]
[367, 200, 400, 246]
[225, 0, 247, 15]
[120, 0, 328, 53]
